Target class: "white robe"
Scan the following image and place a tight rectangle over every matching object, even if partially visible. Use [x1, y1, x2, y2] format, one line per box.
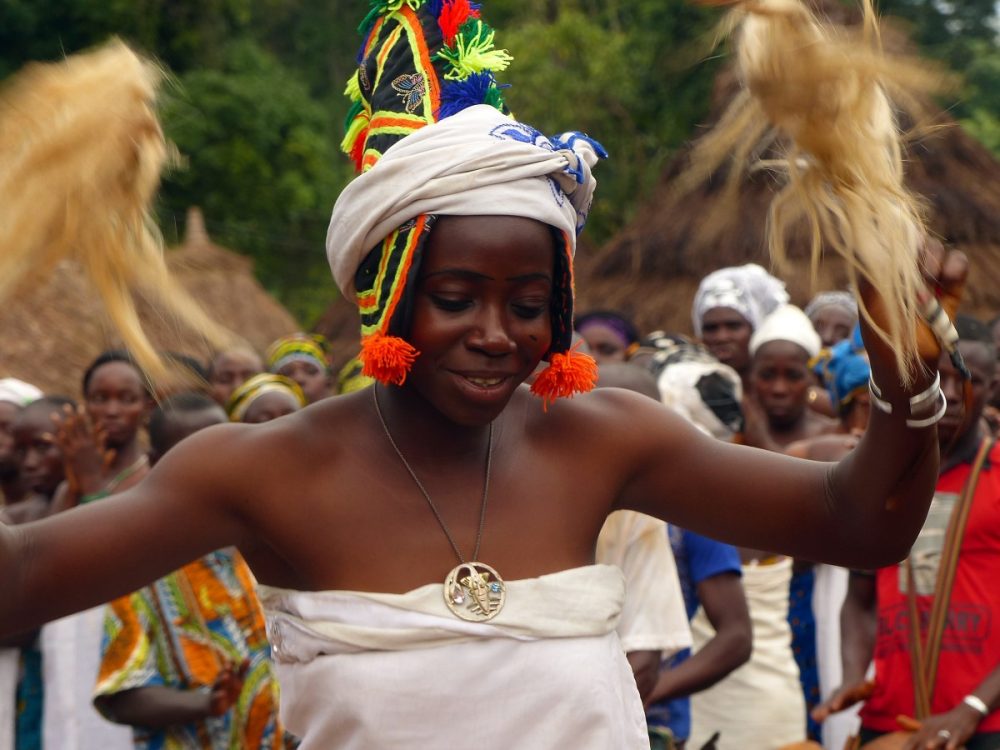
[260, 564, 649, 749]
[0, 648, 18, 750]
[596, 510, 692, 656]
[813, 564, 861, 750]
[688, 557, 806, 750]
[41, 607, 133, 750]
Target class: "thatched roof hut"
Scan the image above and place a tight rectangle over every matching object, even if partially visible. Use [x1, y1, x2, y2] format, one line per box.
[0, 208, 300, 397]
[577, 12, 1000, 336]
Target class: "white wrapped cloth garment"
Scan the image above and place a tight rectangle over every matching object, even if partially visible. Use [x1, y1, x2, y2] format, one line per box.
[41, 607, 133, 750]
[260, 564, 649, 749]
[688, 557, 806, 750]
[0, 648, 17, 750]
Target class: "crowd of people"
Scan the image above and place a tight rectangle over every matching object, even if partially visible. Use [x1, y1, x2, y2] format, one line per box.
[3, 271, 999, 748]
[1, 0, 996, 747]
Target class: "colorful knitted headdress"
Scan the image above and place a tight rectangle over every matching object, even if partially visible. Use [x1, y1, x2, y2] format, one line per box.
[328, 0, 606, 405]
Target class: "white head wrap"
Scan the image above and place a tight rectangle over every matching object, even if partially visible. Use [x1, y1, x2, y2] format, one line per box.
[804, 290, 858, 321]
[749, 305, 822, 359]
[691, 263, 788, 336]
[326, 105, 603, 300]
[0, 378, 42, 406]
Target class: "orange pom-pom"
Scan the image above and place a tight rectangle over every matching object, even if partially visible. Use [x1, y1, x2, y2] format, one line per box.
[530, 349, 598, 410]
[360, 333, 420, 386]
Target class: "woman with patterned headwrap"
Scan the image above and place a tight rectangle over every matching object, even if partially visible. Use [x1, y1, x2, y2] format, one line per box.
[0, 0, 969, 747]
[266, 335, 333, 404]
[227, 374, 307, 424]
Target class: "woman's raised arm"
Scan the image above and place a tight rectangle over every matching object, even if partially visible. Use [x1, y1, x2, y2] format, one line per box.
[616, 251, 966, 569]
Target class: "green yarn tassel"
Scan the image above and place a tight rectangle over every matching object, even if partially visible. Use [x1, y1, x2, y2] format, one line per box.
[344, 71, 363, 103]
[358, 0, 426, 33]
[343, 100, 364, 133]
[484, 83, 506, 111]
[435, 19, 513, 81]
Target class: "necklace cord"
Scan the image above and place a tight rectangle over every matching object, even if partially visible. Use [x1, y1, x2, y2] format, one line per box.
[372, 386, 494, 564]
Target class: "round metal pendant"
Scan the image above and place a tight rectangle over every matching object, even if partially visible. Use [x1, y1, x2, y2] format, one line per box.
[443, 561, 506, 622]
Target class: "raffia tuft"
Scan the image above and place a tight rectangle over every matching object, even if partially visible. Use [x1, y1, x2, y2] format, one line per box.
[0, 40, 233, 386]
[676, 0, 954, 386]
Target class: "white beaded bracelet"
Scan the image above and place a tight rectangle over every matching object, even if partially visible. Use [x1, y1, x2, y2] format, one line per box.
[868, 372, 946, 429]
[963, 694, 990, 717]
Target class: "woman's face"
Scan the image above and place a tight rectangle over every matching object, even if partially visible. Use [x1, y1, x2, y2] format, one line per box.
[209, 350, 263, 406]
[13, 408, 64, 497]
[404, 215, 555, 426]
[85, 362, 150, 449]
[241, 391, 302, 424]
[578, 322, 628, 364]
[275, 359, 331, 404]
[750, 341, 812, 428]
[809, 305, 856, 348]
[700, 307, 754, 373]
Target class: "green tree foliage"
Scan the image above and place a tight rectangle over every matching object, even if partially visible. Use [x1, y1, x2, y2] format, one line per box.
[157, 40, 348, 322]
[500, 1, 719, 240]
[875, 0, 1000, 158]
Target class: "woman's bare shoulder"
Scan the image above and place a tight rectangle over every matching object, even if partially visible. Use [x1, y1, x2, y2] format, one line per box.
[530, 385, 685, 426]
[523, 384, 699, 453]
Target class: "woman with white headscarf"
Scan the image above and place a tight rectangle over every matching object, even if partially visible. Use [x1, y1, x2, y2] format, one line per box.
[692, 264, 789, 389]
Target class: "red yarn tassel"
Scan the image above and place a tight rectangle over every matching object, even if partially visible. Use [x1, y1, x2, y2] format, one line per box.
[360, 333, 420, 386]
[439, 0, 475, 46]
[530, 349, 598, 410]
[349, 128, 367, 173]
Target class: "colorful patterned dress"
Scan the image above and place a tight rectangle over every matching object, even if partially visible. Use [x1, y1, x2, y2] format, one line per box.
[94, 548, 291, 749]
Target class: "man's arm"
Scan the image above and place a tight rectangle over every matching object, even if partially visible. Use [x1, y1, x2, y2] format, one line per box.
[627, 650, 662, 703]
[646, 571, 752, 705]
[840, 572, 877, 688]
[96, 687, 214, 728]
[95, 663, 245, 729]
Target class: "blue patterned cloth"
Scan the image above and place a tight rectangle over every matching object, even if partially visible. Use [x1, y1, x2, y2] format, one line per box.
[789, 567, 821, 742]
[15, 643, 43, 750]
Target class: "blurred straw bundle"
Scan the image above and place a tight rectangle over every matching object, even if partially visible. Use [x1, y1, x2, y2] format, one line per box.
[0, 40, 233, 385]
[674, 0, 954, 384]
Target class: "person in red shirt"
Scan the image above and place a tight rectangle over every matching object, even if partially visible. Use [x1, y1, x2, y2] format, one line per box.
[815, 317, 1000, 749]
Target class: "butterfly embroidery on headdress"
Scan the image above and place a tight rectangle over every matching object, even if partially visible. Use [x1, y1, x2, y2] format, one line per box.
[391, 73, 426, 115]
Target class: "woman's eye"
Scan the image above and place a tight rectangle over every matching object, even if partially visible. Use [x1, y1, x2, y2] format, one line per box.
[512, 303, 546, 319]
[429, 295, 472, 312]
